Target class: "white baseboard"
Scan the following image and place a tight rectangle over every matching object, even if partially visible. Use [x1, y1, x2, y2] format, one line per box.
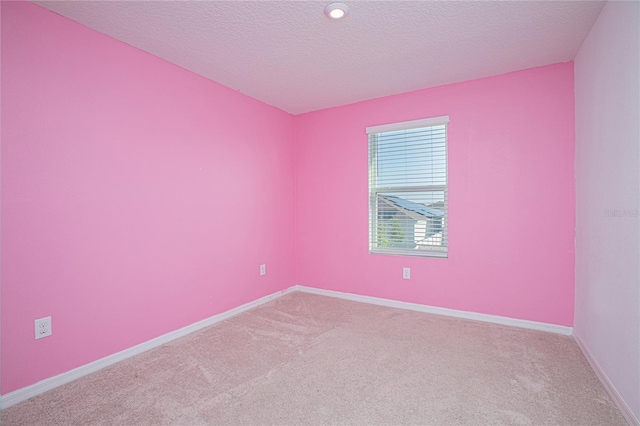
[573, 334, 639, 426]
[4, 282, 633, 424]
[294, 285, 573, 335]
[1, 287, 295, 410]
[0, 284, 575, 410]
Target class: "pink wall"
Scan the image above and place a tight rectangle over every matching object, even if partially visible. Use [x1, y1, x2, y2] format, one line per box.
[2, 1, 578, 398]
[1, 2, 294, 394]
[574, 0, 639, 420]
[294, 63, 576, 326]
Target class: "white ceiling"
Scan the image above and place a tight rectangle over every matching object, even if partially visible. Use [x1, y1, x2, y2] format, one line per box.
[33, 1, 605, 115]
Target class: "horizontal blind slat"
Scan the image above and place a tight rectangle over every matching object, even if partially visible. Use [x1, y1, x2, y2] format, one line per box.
[369, 121, 448, 257]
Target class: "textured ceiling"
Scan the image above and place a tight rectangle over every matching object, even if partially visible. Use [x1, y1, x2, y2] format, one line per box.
[33, 1, 605, 114]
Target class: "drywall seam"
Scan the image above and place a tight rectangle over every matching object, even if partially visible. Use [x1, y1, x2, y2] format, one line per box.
[295, 285, 573, 335]
[0, 287, 296, 409]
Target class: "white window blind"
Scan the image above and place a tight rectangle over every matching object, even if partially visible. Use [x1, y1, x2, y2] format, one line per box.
[367, 116, 449, 258]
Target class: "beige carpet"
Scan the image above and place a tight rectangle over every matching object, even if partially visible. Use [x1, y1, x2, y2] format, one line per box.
[2, 292, 626, 425]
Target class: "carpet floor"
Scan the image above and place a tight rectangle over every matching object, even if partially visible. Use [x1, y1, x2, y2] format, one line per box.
[3, 292, 626, 425]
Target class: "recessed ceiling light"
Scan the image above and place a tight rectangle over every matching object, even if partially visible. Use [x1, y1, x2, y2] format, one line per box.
[324, 2, 349, 19]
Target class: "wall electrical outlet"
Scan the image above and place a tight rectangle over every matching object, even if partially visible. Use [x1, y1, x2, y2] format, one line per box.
[260, 264, 266, 276]
[403, 267, 411, 280]
[35, 316, 52, 340]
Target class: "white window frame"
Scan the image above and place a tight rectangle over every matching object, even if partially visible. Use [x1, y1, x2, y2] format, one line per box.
[367, 116, 449, 258]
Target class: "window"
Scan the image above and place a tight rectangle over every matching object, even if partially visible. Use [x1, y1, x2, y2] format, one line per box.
[367, 116, 449, 258]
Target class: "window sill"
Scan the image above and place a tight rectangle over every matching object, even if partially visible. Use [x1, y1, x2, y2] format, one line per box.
[369, 248, 448, 258]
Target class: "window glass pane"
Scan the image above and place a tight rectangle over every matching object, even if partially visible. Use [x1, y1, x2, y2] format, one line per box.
[374, 125, 446, 187]
[368, 121, 448, 257]
[374, 192, 446, 250]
